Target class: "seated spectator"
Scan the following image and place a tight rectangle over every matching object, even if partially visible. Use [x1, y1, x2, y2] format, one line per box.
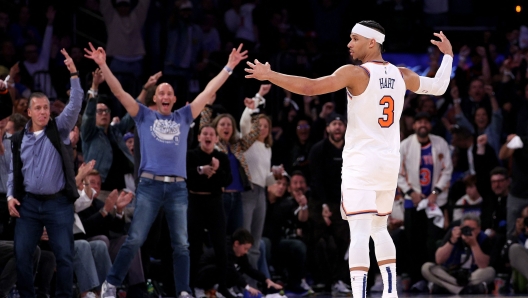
[481, 167, 509, 236]
[81, 68, 134, 193]
[508, 206, 528, 293]
[194, 229, 282, 297]
[0, 241, 40, 297]
[79, 171, 145, 295]
[421, 214, 495, 294]
[263, 171, 313, 295]
[452, 175, 483, 222]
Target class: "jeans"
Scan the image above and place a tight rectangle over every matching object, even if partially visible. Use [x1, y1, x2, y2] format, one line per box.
[278, 239, 306, 286]
[222, 192, 243, 236]
[14, 194, 74, 298]
[74, 240, 112, 293]
[257, 239, 270, 279]
[242, 184, 266, 269]
[107, 178, 191, 294]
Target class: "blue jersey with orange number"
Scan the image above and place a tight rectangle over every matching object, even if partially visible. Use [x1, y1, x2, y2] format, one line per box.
[420, 143, 434, 197]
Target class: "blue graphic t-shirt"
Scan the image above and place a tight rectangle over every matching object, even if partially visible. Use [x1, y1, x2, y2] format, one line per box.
[420, 143, 434, 197]
[133, 104, 193, 178]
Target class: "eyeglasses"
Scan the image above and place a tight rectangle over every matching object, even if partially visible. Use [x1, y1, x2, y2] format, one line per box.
[96, 109, 111, 115]
[297, 124, 310, 130]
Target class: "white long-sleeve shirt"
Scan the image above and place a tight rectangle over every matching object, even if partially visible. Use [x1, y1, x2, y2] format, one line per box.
[240, 99, 275, 188]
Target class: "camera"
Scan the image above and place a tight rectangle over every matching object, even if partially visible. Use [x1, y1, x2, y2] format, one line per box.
[461, 226, 473, 236]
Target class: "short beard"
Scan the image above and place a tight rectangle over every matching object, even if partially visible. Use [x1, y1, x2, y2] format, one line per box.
[417, 130, 429, 139]
[330, 133, 343, 143]
[351, 58, 363, 65]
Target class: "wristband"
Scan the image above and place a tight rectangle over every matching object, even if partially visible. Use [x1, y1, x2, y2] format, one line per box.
[88, 89, 98, 97]
[100, 208, 108, 216]
[224, 66, 233, 75]
[70, 71, 79, 77]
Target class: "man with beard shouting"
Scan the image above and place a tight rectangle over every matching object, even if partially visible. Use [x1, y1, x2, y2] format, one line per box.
[397, 111, 453, 289]
[308, 113, 351, 294]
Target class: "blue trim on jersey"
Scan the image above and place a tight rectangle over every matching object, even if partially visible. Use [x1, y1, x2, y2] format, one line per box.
[386, 267, 393, 293]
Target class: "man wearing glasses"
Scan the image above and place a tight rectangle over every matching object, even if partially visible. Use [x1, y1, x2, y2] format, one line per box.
[81, 68, 135, 193]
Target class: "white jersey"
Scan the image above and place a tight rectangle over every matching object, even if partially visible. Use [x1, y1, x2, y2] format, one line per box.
[342, 61, 406, 190]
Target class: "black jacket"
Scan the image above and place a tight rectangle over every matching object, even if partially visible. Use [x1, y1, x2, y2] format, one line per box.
[11, 118, 78, 202]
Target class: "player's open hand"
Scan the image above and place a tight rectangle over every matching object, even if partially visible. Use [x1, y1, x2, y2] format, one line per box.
[226, 44, 248, 69]
[245, 59, 272, 81]
[430, 31, 453, 57]
[84, 42, 107, 66]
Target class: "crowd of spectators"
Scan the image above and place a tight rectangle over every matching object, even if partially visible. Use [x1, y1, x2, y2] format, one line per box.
[0, 0, 528, 297]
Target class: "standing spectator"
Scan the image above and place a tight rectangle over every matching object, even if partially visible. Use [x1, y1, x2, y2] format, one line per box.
[499, 133, 528, 236]
[8, 6, 42, 49]
[19, 6, 57, 99]
[84, 42, 247, 298]
[421, 214, 495, 295]
[307, 113, 350, 293]
[164, 0, 205, 105]
[224, 0, 258, 48]
[6, 49, 83, 298]
[101, 0, 150, 85]
[239, 84, 280, 269]
[199, 99, 260, 235]
[398, 112, 453, 286]
[81, 68, 135, 192]
[186, 124, 232, 297]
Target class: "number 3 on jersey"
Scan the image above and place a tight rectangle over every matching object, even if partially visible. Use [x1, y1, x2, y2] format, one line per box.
[378, 95, 394, 128]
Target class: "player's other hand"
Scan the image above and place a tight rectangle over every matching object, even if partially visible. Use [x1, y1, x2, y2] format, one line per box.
[431, 31, 453, 57]
[245, 59, 272, 81]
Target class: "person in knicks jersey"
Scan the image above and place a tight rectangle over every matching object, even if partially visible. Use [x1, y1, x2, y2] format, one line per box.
[245, 20, 453, 298]
[84, 42, 248, 298]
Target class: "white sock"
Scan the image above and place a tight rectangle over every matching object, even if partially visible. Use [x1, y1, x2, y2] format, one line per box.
[379, 263, 398, 298]
[350, 270, 367, 298]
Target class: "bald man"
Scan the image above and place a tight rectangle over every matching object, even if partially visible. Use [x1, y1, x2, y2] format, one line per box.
[85, 42, 248, 298]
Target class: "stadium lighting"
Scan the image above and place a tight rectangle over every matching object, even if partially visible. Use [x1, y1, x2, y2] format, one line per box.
[516, 5, 522, 12]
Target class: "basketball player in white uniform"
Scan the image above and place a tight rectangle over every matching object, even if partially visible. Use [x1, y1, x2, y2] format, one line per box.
[245, 20, 453, 298]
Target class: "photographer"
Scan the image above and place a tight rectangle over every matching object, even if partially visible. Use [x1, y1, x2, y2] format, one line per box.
[508, 206, 528, 286]
[421, 214, 495, 294]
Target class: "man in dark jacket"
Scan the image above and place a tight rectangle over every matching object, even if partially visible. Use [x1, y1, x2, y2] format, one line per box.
[195, 229, 282, 296]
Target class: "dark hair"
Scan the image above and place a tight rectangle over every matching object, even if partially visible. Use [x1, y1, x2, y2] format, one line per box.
[490, 167, 508, 178]
[8, 113, 28, 132]
[232, 228, 254, 245]
[199, 124, 217, 135]
[290, 170, 306, 180]
[451, 126, 473, 141]
[145, 86, 156, 107]
[358, 20, 385, 52]
[463, 174, 477, 187]
[28, 92, 49, 109]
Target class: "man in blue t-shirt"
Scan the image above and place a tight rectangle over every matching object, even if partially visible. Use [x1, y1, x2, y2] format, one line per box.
[85, 43, 248, 298]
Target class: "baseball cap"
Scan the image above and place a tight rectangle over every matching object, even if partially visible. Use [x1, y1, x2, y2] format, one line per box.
[123, 132, 134, 142]
[414, 111, 431, 122]
[326, 113, 346, 126]
[281, 171, 291, 182]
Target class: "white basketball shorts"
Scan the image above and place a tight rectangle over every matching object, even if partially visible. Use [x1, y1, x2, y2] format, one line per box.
[340, 188, 395, 220]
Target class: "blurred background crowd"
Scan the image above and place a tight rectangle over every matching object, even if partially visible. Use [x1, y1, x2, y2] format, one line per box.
[1, 0, 528, 297]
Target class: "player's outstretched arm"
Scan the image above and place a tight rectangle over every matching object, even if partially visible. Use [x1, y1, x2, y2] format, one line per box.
[401, 31, 454, 96]
[84, 42, 139, 117]
[190, 44, 248, 119]
[245, 60, 353, 96]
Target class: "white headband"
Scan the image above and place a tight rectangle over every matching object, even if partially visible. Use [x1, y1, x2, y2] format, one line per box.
[351, 23, 385, 44]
